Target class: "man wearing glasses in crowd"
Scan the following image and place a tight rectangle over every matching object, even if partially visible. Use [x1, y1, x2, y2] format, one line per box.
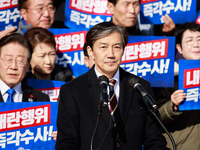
[0, 33, 50, 102]
[17, 0, 56, 32]
[0, 0, 56, 38]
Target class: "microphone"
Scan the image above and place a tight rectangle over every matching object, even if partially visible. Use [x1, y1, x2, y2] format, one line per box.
[128, 78, 176, 150]
[98, 75, 109, 107]
[128, 77, 158, 112]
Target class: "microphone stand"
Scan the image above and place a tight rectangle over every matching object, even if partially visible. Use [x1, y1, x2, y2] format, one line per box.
[147, 107, 176, 150]
[90, 94, 112, 150]
[90, 93, 103, 150]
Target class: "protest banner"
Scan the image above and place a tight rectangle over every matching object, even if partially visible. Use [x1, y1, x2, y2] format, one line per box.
[196, 11, 200, 25]
[49, 28, 89, 78]
[121, 36, 175, 87]
[179, 60, 200, 111]
[49, 29, 175, 87]
[0, 102, 57, 150]
[140, 0, 196, 24]
[64, 0, 112, 30]
[27, 79, 66, 102]
[0, 1, 21, 31]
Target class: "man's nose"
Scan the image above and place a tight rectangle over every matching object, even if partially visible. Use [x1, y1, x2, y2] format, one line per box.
[9, 60, 18, 69]
[107, 47, 115, 57]
[43, 8, 50, 16]
[129, 5, 135, 13]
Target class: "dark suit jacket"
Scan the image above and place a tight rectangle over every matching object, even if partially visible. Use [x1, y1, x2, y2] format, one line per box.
[56, 66, 166, 150]
[0, 81, 50, 102]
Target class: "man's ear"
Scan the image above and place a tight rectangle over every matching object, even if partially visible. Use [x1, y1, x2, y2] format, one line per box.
[27, 63, 30, 70]
[176, 44, 183, 54]
[107, 2, 115, 15]
[84, 56, 89, 68]
[87, 46, 94, 59]
[20, 9, 27, 22]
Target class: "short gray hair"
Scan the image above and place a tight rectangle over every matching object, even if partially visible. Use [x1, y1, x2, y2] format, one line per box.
[86, 22, 128, 50]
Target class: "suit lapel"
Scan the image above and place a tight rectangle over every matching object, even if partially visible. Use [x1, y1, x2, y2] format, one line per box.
[87, 67, 101, 106]
[0, 91, 4, 102]
[21, 81, 35, 102]
[0, 80, 35, 102]
[114, 68, 134, 141]
[87, 66, 111, 126]
[22, 89, 31, 102]
[87, 67, 134, 127]
[119, 68, 134, 123]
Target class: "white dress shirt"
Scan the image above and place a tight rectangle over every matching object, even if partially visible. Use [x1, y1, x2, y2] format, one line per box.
[94, 66, 120, 103]
[0, 79, 23, 102]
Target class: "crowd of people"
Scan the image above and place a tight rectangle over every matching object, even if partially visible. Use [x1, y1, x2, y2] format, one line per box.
[0, 0, 200, 149]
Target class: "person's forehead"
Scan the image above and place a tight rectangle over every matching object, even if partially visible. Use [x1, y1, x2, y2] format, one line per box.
[34, 43, 55, 51]
[182, 30, 200, 39]
[1, 43, 28, 56]
[95, 32, 123, 44]
[28, 0, 53, 7]
[116, 0, 139, 4]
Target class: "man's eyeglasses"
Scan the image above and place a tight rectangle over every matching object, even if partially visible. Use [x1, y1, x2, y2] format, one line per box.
[0, 57, 27, 68]
[25, 5, 56, 15]
[182, 38, 200, 46]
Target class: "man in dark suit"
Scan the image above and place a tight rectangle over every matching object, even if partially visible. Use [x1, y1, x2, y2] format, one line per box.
[0, 33, 50, 102]
[56, 22, 166, 149]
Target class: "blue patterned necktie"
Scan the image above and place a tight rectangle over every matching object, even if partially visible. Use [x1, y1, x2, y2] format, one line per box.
[6, 89, 15, 102]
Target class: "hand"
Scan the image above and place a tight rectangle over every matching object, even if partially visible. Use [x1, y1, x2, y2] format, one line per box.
[0, 27, 17, 39]
[161, 14, 175, 36]
[171, 90, 186, 111]
[52, 131, 57, 141]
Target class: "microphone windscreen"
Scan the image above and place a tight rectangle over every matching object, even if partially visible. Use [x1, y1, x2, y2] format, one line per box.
[128, 77, 139, 87]
[98, 75, 109, 84]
